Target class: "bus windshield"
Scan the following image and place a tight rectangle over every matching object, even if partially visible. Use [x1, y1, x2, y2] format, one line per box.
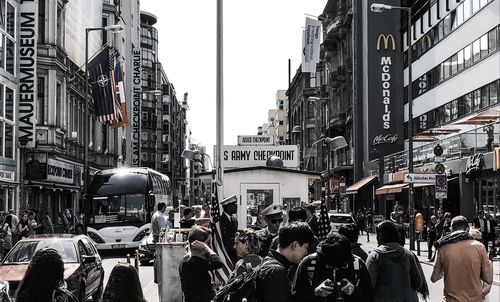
[90, 194, 146, 225]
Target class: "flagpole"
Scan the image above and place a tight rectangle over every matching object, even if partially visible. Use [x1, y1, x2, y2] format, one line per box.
[216, 0, 224, 195]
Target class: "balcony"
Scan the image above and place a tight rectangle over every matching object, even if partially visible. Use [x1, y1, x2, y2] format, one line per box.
[383, 121, 500, 174]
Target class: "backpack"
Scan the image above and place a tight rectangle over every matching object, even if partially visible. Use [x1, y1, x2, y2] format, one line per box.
[213, 258, 279, 302]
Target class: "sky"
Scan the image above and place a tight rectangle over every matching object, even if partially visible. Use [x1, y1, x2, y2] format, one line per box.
[141, 0, 327, 156]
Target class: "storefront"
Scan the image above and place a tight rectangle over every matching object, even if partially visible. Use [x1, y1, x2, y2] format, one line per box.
[23, 154, 82, 231]
[0, 167, 17, 215]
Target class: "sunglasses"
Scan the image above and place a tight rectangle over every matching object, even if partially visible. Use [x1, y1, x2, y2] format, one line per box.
[270, 218, 283, 224]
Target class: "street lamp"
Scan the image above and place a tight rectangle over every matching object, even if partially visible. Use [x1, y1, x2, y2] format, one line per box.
[371, 2, 415, 250]
[182, 149, 214, 205]
[83, 24, 124, 197]
[304, 136, 347, 171]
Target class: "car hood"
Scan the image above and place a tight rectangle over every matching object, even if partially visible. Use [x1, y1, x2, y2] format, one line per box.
[0, 263, 80, 282]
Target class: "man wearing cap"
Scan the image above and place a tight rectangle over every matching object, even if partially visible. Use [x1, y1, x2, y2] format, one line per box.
[257, 203, 284, 257]
[220, 194, 239, 264]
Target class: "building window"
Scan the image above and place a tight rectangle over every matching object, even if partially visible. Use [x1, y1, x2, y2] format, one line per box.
[5, 37, 13, 75]
[457, 49, 464, 72]
[473, 89, 481, 111]
[5, 1, 14, 37]
[56, 82, 62, 127]
[461, 93, 473, 116]
[0, 83, 15, 159]
[463, 0, 472, 20]
[37, 77, 45, 125]
[463, 44, 472, 68]
[481, 85, 489, 108]
[480, 34, 489, 58]
[472, 39, 481, 63]
[488, 28, 497, 53]
[38, 0, 45, 42]
[490, 81, 498, 105]
[472, 0, 481, 14]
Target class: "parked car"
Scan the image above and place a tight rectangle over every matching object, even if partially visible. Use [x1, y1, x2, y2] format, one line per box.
[138, 232, 155, 265]
[328, 213, 355, 232]
[0, 234, 104, 301]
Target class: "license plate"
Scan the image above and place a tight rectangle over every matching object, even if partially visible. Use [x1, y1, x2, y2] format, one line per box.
[112, 244, 126, 249]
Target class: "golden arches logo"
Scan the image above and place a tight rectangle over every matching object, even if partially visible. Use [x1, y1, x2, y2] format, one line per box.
[376, 34, 396, 51]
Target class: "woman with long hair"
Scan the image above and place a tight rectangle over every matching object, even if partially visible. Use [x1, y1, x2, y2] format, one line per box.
[101, 263, 146, 302]
[15, 248, 77, 302]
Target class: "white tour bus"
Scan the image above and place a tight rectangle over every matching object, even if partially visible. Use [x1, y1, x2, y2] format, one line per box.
[85, 167, 171, 250]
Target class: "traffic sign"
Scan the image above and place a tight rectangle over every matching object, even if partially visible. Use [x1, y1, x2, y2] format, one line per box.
[435, 163, 446, 174]
[404, 173, 435, 184]
[435, 174, 448, 199]
[434, 144, 443, 156]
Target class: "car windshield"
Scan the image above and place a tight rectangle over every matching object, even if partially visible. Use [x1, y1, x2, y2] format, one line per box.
[330, 216, 354, 223]
[3, 240, 78, 264]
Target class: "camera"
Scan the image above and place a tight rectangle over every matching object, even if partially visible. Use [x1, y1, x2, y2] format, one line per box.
[332, 270, 347, 301]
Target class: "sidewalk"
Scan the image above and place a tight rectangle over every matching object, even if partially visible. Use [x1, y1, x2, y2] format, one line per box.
[357, 232, 500, 286]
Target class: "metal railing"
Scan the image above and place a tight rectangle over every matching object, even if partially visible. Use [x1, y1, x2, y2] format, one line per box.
[383, 121, 500, 173]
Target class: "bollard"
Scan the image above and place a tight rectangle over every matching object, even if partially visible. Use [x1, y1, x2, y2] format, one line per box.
[134, 250, 140, 272]
[126, 254, 131, 264]
[416, 232, 421, 256]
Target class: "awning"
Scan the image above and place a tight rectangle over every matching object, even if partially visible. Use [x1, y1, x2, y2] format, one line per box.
[414, 183, 434, 188]
[453, 105, 500, 125]
[375, 183, 407, 195]
[346, 176, 377, 194]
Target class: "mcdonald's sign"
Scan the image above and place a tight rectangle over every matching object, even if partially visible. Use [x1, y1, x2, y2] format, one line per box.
[376, 34, 396, 50]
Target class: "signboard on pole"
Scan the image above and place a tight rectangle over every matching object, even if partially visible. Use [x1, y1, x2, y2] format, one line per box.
[435, 174, 448, 199]
[237, 135, 274, 146]
[18, 0, 39, 148]
[404, 173, 435, 184]
[223, 145, 299, 168]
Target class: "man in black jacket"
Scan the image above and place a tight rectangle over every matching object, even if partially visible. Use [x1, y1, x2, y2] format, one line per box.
[338, 224, 368, 262]
[220, 194, 238, 263]
[293, 233, 373, 302]
[256, 222, 314, 302]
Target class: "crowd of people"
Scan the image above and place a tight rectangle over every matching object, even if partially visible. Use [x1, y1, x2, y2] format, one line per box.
[168, 199, 498, 302]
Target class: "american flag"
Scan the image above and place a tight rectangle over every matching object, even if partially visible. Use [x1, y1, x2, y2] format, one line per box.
[210, 179, 234, 284]
[317, 198, 331, 241]
[109, 48, 128, 127]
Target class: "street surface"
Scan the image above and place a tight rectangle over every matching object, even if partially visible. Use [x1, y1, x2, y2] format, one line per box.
[99, 237, 500, 302]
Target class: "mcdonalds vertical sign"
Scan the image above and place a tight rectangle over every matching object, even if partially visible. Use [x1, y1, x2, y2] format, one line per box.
[367, 0, 404, 160]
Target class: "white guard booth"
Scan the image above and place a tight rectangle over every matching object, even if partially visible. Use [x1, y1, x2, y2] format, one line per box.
[200, 166, 321, 228]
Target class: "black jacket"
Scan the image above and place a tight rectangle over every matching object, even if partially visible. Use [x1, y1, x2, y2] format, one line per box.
[179, 253, 224, 302]
[256, 250, 294, 302]
[220, 212, 238, 262]
[293, 253, 373, 302]
[366, 243, 422, 302]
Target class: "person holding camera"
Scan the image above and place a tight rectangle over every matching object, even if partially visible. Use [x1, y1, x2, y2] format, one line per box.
[292, 233, 373, 302]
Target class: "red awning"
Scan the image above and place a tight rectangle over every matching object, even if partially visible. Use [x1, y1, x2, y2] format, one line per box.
[346, 176, 377, 194]
[375, 183, 407, 195]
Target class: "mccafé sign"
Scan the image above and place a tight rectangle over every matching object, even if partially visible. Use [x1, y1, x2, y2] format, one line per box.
[366, 0, 404, 161]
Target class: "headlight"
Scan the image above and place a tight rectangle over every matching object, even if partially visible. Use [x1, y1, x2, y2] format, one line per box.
[87, 231, 105, 243]
[133, 229, 149, 242]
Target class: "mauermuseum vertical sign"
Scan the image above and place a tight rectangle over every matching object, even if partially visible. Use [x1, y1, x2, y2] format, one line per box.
[367, 0, 404, 160]
[131, 47, 141, 167]
[18, 0, 38, 148]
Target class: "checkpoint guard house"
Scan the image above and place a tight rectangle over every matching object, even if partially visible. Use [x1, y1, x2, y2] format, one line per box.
[200, 135, 321, 228]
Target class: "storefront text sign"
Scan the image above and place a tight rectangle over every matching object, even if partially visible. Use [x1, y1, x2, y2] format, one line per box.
[223, 145, 299, 168]
[466, 153, 483, 174]
[0, 170, 14, 182]
[47, 158, 74, 184]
